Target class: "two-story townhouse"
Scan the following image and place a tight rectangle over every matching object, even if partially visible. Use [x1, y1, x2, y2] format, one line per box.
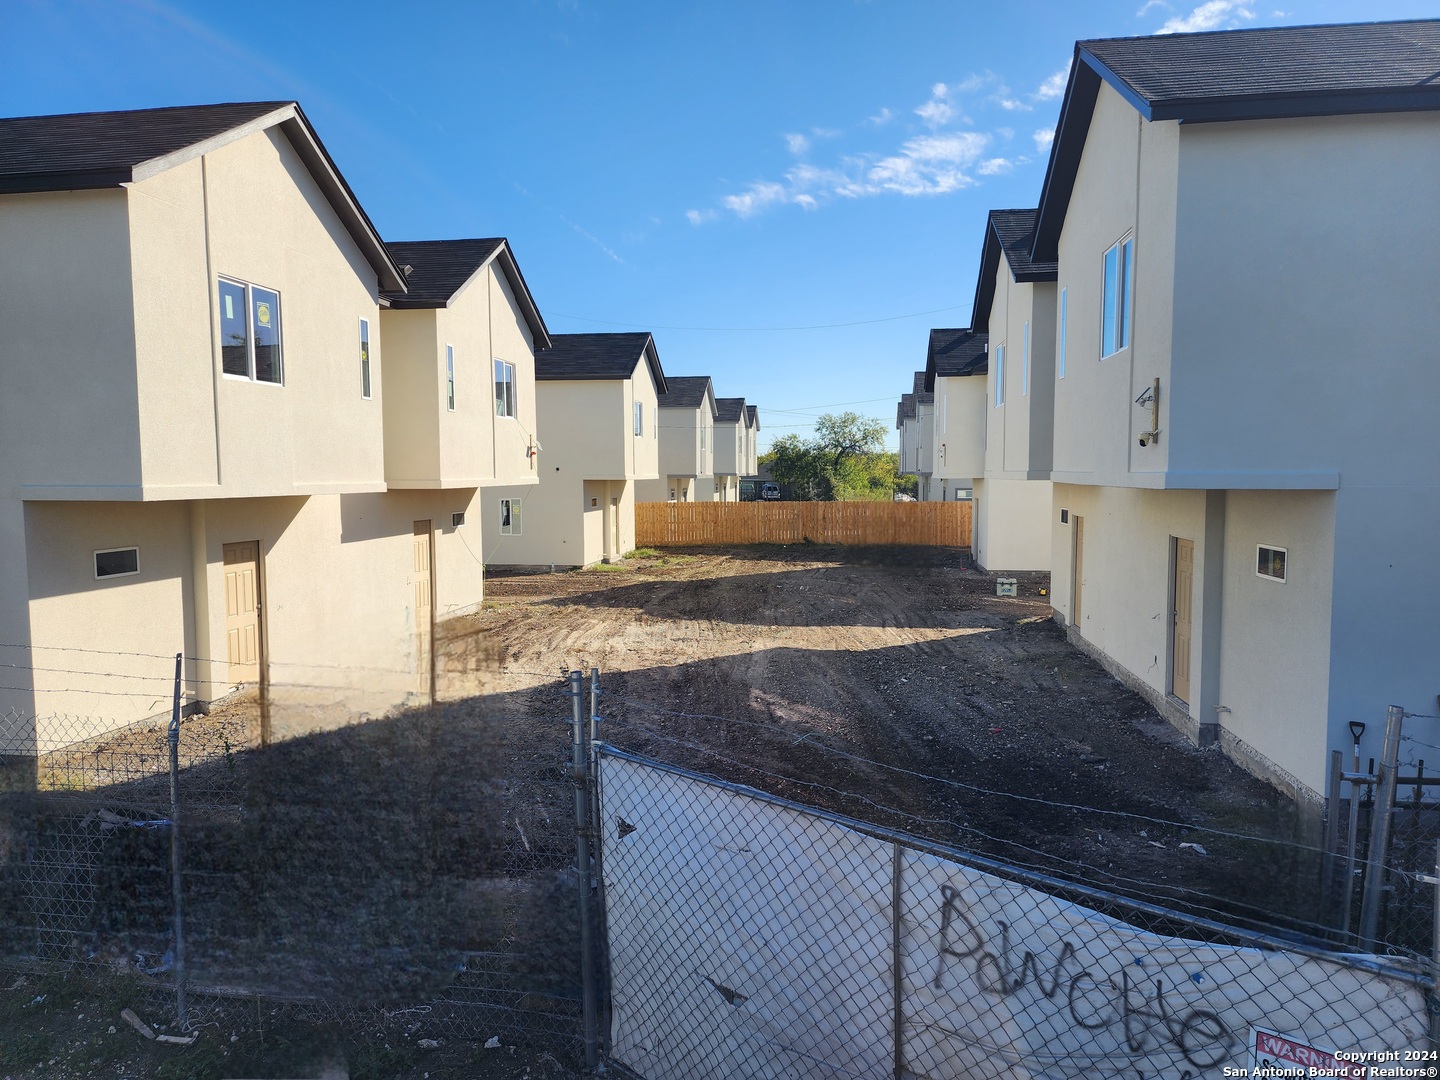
[372, 236, 548, 664]
[637, 377, 717, 503]
[1033, 20, 1440, 802]
[744, 405, 760, 477]
[0, 101, 483, 749]
[969, 209, 1056, 571]
[487, 333, 665, 567]
[910, 374, 938, 501]
[922, 328, 987, 503]
[708, 397, 748, 502]
[896, 394, 918, 483]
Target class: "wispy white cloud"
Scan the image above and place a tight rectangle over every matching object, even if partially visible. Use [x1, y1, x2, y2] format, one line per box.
[721, 181, 789, 218]
[1033, 127, 1055, 151]
[997, 126, 1015, 140]
[1136, 0, 1171, 14]
[685, 208, 718, 225]
[1156, 0, 1255, 33]
[783, 132, 810, 155]
[915, 83, 956, 127]
[977, 157, 1019, 176]
[868, 106, 894, 126]
[1034, 62, 1071, 101]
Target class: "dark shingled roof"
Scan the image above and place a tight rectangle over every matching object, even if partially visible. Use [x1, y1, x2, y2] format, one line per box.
[1033, 19, 1440, 260]
[0, 101, 289, 191]
[657, 376, 716, 415]
[0, 100, 407, 291]
[381, 238, 550, 346]
[972, 209, 1056, 333]
[897, 393, 917, 428]
[924, 329, 988, 391]
[745, 405, 759, 430]
[715, 397, 746, 423]
[536, 333, 666, 392]
[383, 239, 505, 305]
[911, 371, 934, 406]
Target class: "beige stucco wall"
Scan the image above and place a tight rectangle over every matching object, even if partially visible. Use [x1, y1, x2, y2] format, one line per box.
[1217, 490, 1336, 797]
[932, 375, 985, 482]
[0, 190, 143, 501]
[656, 397, 715, 484]
[128, 129, 387, 499]
[973, 477, 1051, 572]
[1051, 82, 1179, 488]
[10, 490, 486, 750]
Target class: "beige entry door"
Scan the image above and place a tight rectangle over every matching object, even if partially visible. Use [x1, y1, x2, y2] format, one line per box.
[1172, 537, 1194, 704]
[1071, 516, 1084, 627]
[223, 541, 262, 686]
[413, 521, 435, 700]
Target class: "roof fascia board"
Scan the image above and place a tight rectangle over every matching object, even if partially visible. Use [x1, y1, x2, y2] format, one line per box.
[409, 242, 552, 348]
[1156, 89, 1440, 123]
[970, 224, 1002, 333]
[0, 169, 135, 194]
[1031, 56, 1104, 264]
[128, 104, 297, 184]
[1077, 49, 1155, 121]
[642, 338, 667, 394]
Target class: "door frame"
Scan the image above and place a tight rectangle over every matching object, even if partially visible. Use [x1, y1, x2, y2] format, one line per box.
[1169, 535, 1194, 705]
[222, 538, 269, 744]
[1070, 515, 1084, 629]
[413, 520, 437, 705]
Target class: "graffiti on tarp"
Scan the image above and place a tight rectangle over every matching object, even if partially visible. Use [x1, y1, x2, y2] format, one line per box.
[930, 883, 1234, 1070]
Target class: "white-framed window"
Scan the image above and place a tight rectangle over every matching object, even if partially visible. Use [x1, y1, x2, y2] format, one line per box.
[446, 346, 456, 411]
[633, 400, 643, 436]
[1101, 236, 1133, 358]
[94, 547, 139, 580]
[451, 511, 466, 528]
[1058, 287, 1067, 379]
[1022, 320, 1030, 396]
[219, 277, 283, 384]
[499, 498, 522, 536]
[700, 423, 707, 451]
[995, 344, 1005, 407]
[1256, 545, 1287, 582]
[494, 359, 515, 417]
[360, 318, 371, 399]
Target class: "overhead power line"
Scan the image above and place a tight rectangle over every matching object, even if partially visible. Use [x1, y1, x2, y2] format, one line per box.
[540, 305, 967, 333]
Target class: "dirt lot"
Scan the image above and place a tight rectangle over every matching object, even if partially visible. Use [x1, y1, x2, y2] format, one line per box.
[0, 543, 1325, 1079]
[467, 544, 1319, 935]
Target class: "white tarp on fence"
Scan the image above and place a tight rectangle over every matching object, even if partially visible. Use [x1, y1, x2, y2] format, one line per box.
[599, 751, 1431, 1080]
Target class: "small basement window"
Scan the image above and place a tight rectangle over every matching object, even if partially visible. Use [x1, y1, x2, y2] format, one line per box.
[1060, 508, 1069, 524]
[95, 547, 139, 579]
[1257, 544, 1287, 582]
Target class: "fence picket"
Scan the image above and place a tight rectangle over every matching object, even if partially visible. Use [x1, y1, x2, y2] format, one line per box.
[635, 500, 972, 548]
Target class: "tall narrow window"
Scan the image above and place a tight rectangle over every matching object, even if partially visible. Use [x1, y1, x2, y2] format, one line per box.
[494, 359, 515, 417]
[1101, 237, 1132, 358]
[499, 498, 522, 536]
[633, 400, 643, 436]
[700, 423, 706, 451]
[359, 319, 371, 399]
[1022, 320, 1030, 396]
[218, 277, 283, 384]
[995, 344, 1005, 407]
[1058, 288, 1067, 379]
[446, 346, 456, 411]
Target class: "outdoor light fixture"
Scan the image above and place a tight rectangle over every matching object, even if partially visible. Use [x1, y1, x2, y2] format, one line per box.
[1349, 721, 1366, 743]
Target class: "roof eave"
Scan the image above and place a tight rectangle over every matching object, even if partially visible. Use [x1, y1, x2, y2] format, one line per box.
[1031, 52, 1105, 264]
[0, 168, 135, 194]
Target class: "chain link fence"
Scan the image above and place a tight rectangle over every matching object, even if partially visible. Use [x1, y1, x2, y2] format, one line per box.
[595, 745, 1435, 1079]
[0, 649, 588, 1070]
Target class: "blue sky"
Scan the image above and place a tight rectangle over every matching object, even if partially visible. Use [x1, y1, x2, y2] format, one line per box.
[3, 0, 1431, 450]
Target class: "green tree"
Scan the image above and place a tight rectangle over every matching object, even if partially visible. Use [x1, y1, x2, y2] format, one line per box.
[762, 412, 901, 501]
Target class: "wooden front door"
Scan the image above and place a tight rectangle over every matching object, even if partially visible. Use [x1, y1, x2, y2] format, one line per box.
[413, 521, 435, 701]
[1071, 516, 1084, 628]
[1172, 537, 1195, 704]
[223, 541, 261, 685]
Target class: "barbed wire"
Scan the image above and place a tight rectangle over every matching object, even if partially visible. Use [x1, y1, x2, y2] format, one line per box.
[607, 719, 1348, 944]
[601, 690, 1333, 859]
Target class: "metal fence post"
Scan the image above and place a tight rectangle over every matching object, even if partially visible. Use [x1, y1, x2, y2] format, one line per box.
[571, 670, 599, 1069]
[1323, 750, 1341, 932]
[167, 652, 188, 1029]
[589, 667, 611, 1058]
[1359, 706, 1404, 949]
[1431, 840, 1440, 1051]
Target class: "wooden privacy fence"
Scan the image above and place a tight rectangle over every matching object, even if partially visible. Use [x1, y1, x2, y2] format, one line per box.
[635, 500, 971, 548]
